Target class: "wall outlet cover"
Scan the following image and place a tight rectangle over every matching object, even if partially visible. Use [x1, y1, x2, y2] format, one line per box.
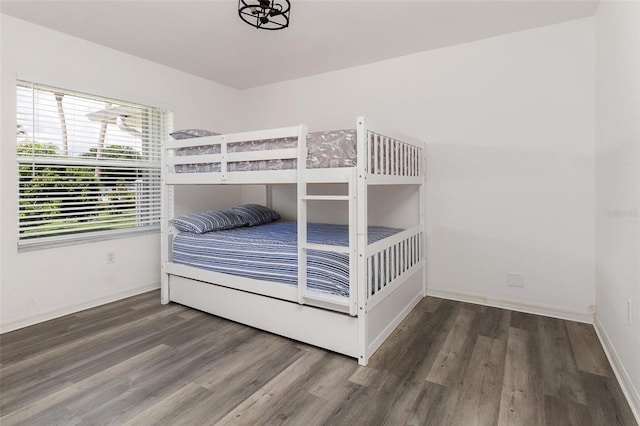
[507, 272, 524, 288]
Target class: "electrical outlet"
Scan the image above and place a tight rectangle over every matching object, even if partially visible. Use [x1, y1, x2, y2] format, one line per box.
[628, 299, 633, 326]
[107, 251, 115, 264]
[507, 272, 524, 288]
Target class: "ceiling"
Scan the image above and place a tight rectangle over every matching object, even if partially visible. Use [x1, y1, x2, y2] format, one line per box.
[1, 0, 598, 89]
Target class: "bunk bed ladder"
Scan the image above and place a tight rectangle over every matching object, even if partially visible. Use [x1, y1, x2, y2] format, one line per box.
[297, 127, 357, 316]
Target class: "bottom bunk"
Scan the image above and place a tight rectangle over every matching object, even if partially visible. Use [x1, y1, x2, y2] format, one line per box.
[171, 221, 400, 298]
[163, 219, 425, 365]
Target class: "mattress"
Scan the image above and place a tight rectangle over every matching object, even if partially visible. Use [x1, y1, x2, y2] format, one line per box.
[174, 129, 357, 173]
[171, 221, 401, 297]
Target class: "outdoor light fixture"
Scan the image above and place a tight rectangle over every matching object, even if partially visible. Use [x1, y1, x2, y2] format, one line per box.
[238, 0, 291, 30]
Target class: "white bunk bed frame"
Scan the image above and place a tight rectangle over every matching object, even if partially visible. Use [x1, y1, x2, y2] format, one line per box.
[161, 117, 426, 365]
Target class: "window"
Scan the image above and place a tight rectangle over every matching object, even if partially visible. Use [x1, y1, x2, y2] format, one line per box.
[16, 80, 168, 248]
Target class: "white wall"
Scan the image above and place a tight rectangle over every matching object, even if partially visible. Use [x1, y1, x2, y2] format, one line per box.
[239, 18, 596, 320]
[0, 12, 601, 335]
[595, 0, 640, 415]
[0, 15, 242, 332]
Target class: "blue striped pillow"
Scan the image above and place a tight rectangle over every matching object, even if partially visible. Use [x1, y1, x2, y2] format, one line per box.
[169, 209, 247, 233]
[230, 204, 280, 226]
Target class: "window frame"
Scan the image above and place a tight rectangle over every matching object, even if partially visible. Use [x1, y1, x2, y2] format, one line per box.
[16, 80, 168, 250]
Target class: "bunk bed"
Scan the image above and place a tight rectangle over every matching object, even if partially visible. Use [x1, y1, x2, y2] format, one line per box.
[161, 117, 425, 366]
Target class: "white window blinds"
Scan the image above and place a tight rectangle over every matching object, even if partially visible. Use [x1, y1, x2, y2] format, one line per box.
[16, 80, 168, 247]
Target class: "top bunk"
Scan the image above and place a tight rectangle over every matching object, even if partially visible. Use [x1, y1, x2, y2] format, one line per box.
[164, 116, 425, 185]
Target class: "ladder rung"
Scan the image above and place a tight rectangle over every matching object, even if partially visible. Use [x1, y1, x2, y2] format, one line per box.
[301, 242, 350, 254]
[301, 195, 350, 201]
[301, 290, 350, 307]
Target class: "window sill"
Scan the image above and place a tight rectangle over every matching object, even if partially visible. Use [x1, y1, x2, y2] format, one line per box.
[17, 226, 160, 252]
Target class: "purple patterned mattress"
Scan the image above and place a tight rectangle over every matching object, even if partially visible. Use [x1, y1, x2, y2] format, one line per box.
[174, 129, 357, 173]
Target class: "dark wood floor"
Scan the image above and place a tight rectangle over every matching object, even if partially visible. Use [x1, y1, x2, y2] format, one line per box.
[0, 291, 636, 426]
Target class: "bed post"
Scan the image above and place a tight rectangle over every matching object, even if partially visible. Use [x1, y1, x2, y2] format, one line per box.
[421, 145, 427, 297]
[160, 135, 173, 305]
[356, 116, 369, 366]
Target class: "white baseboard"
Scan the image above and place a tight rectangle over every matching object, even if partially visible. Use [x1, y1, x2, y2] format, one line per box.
[593, 316, 640, 424]
[425, 288, 595, 323]
[0, 283, 160, 334]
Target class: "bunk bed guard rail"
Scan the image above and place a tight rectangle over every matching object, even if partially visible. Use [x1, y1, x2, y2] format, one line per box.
[165, 125, 302, 182]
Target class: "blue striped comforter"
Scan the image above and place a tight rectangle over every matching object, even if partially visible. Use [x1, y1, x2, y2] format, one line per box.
[171, 221, 401, 297]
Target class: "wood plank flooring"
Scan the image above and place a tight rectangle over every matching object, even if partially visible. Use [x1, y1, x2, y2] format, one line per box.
[0, 290, 636, 425]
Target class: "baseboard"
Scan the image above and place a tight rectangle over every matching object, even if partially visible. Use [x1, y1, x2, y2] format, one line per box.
[0, 283, 160, 334]
[426, 288, 595, 323]
[593, 316, 640, 424]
